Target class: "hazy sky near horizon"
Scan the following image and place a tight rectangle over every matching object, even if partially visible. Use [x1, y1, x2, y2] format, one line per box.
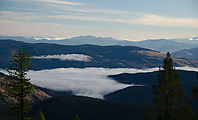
[0, 0, 197, 40]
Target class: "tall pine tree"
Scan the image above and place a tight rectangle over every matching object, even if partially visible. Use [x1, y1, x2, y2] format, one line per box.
[7, 48, 34, 120]
[145, 52, 195, 120]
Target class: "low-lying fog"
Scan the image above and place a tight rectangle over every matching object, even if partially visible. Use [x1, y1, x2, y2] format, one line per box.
[1, 67, 198, 99]
[29, 68, 159, 98]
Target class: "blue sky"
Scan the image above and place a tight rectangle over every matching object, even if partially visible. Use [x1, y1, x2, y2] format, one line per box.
[0, 0, 197, 40]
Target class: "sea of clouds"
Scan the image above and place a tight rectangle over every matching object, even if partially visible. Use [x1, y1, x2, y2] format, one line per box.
[1, 67, 198, 99]
[28, 67, 160, 98]
[32, 54, 92, 62]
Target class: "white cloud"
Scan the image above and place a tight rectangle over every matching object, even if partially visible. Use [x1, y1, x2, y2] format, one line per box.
[35, 0, 84, 6]
[0, 11, 40, 20]
[32, 2, 198, 28]
[131, 14, 198, 28]
[176, 66, 198, 71]
[1, 67, 198, 99]
[32, 54, 93, 62]
[34, 37, 66, 40]
[49, 15, 115, 22]
[1, 9, 197, 31]
[0, 19, 64, 36]
[23, 67, 198, 98]
[189, 37, 198, 41]
[0, 67, 158, 98]
[47, 14, 198, 28]
[28, 67, 158, 98]
[9, 0, 85, 6]
[49, 4, 143, 16]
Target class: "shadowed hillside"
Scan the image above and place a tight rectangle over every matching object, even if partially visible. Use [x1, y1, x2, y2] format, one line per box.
[31, 95, 145, 120]
[1, 40, 198, 70]
[105, 70, 198, 108]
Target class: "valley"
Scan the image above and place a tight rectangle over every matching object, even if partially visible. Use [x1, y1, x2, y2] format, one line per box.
[1, 0, 198, 119]
[0, 38, 198, 120]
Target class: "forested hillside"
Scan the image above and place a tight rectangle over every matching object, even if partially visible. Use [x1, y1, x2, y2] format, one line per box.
[1, 40, 198, 70]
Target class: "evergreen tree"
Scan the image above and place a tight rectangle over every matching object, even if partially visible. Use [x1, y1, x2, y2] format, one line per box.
[74, 114, 80, 120]
[7, 48, 34, 120]
[145, 52, 195, 120]
[34, 109, 45, 120]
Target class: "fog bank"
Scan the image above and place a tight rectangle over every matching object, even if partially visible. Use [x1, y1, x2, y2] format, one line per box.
[32, 54, 92, 62]
[1, 66, 197, 99]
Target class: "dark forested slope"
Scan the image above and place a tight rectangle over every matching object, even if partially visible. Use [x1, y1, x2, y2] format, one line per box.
[1, 40, 198, 70]
[105, 70, 198, 108]
[31, 95, 145, 120]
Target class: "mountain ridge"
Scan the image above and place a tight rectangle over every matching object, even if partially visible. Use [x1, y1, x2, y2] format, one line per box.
[1, 35, 198, 53]
[1, 39, 198, 70]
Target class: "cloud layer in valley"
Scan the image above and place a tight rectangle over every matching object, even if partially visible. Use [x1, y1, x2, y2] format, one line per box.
[28, 67, 159, 98]
[28, 67, 198, 98]
[1, 67, 198, 99]
[32, 54, 93, 62]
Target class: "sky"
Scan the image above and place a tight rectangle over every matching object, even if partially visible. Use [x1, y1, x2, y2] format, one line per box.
[0, 0, 197, 40]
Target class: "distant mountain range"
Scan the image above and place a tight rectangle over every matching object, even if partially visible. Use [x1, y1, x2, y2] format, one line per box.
[1, 40, 198, 70]
[171, 37, 198, 45]
[1, 36, 198, 53]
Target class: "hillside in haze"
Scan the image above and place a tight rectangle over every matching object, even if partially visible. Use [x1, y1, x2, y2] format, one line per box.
[172, 37, 198, 45]
[1, 36, 198, 53]
[1, 39, 198, 70]
[173, 47, 198, 60]
[134, 39, 196, 53]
